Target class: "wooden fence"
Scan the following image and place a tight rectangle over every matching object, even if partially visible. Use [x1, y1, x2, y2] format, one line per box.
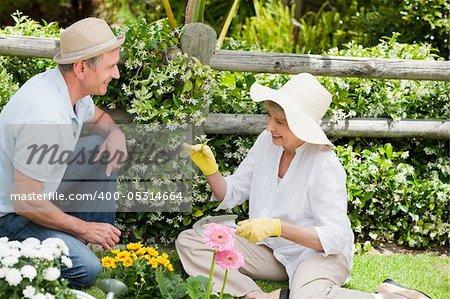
[1, 23, 449, 139]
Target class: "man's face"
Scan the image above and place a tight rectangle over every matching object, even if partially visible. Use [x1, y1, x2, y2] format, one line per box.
[82, 48, 120, 96]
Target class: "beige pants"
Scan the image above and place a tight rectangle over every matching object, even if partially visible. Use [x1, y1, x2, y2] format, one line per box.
[176, 229, 377, 299]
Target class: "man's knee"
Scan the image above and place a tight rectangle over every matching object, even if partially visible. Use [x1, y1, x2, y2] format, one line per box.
[64, 249, 102, 289]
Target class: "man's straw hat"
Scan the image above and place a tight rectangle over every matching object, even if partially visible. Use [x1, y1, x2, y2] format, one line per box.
[54, 17, 124, 64]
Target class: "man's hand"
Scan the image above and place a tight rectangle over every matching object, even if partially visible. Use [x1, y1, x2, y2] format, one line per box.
[236, 218, 281, 243]
[95, 130, 128, 177]
[183, 143, 218, 176]
[78, 222, 121, 250]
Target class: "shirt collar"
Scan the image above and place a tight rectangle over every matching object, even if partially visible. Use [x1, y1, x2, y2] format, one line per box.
[295, 142, 308, 154]
[52, 68, 77, 120]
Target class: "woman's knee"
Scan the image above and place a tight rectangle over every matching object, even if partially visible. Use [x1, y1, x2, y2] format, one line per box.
[175, 229, 198, 253]
[290, 280, 334, 299]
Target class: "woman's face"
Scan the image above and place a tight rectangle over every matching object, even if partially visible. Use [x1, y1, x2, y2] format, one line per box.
[266, 108, 303, 150]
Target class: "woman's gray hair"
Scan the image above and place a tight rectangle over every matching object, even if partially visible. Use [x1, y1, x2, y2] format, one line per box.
[264, 100, 286, 120]
[58, 54, 102, 73]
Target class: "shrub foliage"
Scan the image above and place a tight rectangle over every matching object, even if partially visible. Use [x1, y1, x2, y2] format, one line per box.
[0, 14, 448, 250]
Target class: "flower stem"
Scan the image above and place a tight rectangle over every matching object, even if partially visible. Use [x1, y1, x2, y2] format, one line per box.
[206, 250, 216, 299]
[219, 269, 228, 299]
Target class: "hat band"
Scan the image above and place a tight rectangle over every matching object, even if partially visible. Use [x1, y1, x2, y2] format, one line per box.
[59, 37, 120, 61]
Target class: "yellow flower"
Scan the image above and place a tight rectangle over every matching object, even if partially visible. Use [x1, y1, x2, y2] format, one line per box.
[161, 252, 169, 259]
[166, 263, 174, 272]
[131, 252, 138, 261]
[156, 256, 170, 267]
[147, 247, 159, 257]
[140, 277, 145, 283]
[148, 257, 159, 269]
[111, 249, 120, 255]
[101, 256, 116, 269]
[115, 251, 131, 262]
[123, 256, 133, 267]
[136, 248, 147, 256]
[126, 242, 142, 251]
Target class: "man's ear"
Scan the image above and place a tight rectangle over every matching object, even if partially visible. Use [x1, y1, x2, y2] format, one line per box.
[73, 61, 86, 79]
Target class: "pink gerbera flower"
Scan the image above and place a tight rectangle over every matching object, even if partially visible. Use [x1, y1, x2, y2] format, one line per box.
[215, 248, 245, 270]
[203, 223, 235, 251]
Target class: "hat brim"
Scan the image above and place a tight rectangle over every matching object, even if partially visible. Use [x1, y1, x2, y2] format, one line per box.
[54, 35, 125, 64]
[250, 83, 332, 145]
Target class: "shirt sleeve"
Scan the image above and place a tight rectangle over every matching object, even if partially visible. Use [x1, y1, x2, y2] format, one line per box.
[77, 96, 95, 123]
[13, 123, 76, 184]
[308, 152, 353, 256]
[214, 131, 267, 210]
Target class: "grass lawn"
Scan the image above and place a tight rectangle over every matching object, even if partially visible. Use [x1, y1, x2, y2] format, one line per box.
[86, 253, 449, 298]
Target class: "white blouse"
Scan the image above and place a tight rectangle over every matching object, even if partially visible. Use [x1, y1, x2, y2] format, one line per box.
[213, 130, 354, 286]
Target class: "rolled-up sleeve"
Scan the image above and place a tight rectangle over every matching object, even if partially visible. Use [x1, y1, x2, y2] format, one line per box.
[77, 96, 95, 123]
[213, 132, 267, 210]
[308, 154, 352, 256]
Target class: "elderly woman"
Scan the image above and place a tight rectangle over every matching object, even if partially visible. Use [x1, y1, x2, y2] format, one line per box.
[176, 73, 429, 299]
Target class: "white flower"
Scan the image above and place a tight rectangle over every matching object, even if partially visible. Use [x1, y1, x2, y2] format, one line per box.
[38, 248, 58, 261]
[0, 245, 10, 258]
[8, 248, 22, 258]
[21, 247, 41, 259]
[0, 237, 8, 244]
[23, 285, 36, 298]
[22, 238, 41, 248]
[42, 238, 69, 256]
[61, 256, 73, 268]
[2, 256, 19, 267]
[21, 265, 37, 280]
[368, 164, 378, 175]
[5, 268, 22, 286]
[42, 267, 60, 281]
[32, 294, 47, 299]
[0, 267, 8, 278]
[8, 240, 22, 249]
[44, 293, 55, 299]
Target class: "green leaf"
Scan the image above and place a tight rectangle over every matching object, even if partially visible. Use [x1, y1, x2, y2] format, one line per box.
[183, 216, 192, 226]
[182, 79, 193, 93]
[185, 275, 209, 299]
[155, 271, 186, 299]
[193, 209, 204, 217]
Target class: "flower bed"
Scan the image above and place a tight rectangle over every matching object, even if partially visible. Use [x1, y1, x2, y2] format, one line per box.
[0, 237, 76, 299]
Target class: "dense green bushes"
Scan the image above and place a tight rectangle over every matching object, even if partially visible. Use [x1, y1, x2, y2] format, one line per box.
[0, 14, 448, 250]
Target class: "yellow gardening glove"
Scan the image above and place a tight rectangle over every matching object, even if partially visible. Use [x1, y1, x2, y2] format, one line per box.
[235, 218, 282, 243]
[183, 143, 218, 176]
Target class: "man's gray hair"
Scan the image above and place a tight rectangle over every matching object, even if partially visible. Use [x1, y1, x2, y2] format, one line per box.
[58, 55, 102, 73]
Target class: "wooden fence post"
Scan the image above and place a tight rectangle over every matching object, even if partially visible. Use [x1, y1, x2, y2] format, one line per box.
[180, 23, 217, 65]
[180, 23, 217, 139]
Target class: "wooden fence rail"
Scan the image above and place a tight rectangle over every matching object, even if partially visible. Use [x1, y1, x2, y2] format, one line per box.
[108, 110, 450, 139]
[204, 114, 450, 139]
[1, 35, 449, 81]
[210, 50, 450, 81]
[1, 31, 449, 139]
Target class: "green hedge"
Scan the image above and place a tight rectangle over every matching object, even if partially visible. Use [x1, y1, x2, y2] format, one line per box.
[0, 15, 448, 251]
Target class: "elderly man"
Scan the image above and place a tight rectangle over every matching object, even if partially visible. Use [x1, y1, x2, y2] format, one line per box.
[0, 17, 127, 288]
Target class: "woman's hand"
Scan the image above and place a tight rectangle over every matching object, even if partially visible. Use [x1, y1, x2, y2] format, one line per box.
[183, 143, 218, 176]
[236, 218, 281, 242]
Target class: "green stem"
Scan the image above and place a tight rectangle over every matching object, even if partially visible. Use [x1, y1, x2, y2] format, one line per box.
[217, 0, 240, 49]
[206, 250, 216, 299]
[218, 269, 228, 299]
[161, 0, 178, 29]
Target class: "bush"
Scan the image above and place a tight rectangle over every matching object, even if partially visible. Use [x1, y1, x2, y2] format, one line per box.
[0, 14, 448, 250]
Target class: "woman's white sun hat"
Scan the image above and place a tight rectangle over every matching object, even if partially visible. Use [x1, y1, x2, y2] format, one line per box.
[250, 73, 332, 145]
[54, 17, 125, 64]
